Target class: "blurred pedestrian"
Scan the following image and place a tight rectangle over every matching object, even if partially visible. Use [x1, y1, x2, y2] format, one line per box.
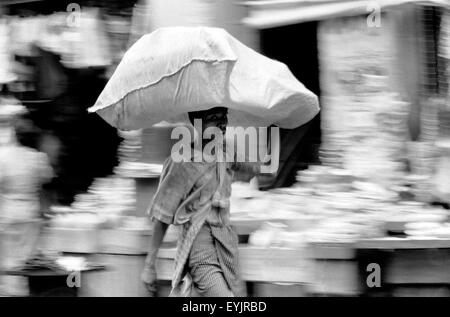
[141, 107, 258, 297]
[0, 105, 53, 296]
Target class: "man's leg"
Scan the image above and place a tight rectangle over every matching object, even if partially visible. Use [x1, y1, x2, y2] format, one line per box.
[188, 225, 234, 297]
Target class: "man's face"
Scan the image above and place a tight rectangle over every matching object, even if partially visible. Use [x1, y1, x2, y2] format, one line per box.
[201, 109, 228, 135]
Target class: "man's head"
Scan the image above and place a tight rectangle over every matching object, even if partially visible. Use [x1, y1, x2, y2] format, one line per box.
[188, 107, 228, 135]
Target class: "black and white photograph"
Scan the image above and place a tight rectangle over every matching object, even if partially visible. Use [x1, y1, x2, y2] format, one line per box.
[1, 0, 450, 303]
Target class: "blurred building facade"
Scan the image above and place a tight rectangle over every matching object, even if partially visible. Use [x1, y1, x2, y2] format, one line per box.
[242, 0, 449, 189]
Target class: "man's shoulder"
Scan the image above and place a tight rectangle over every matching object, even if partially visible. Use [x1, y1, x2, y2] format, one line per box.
[164, 156, 213, 177]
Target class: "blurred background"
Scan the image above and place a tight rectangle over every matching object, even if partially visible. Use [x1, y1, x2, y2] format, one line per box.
[1, 0, 450, 297]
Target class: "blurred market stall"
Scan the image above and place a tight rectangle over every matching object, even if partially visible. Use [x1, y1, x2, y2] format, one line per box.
[2, 0, 450, 297]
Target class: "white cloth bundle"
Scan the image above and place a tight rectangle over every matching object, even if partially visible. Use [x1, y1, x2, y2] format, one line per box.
[89, 27, 319, 130]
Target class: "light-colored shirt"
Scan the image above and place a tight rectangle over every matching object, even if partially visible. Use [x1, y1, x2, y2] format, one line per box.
[0, 144, 53, 220]
[148, 150, 255, 296]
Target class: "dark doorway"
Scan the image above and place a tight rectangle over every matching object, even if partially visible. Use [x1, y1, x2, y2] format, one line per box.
[259, 22, 322, 188]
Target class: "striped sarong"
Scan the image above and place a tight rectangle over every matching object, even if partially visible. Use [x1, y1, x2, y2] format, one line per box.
[187, 222, 242, 297]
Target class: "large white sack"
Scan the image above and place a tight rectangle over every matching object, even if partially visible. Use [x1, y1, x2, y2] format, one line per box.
[89, 27, 319, 130]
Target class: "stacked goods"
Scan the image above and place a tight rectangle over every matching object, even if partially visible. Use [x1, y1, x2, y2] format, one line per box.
[47, 177, 136, 228]
[114, 129, 164, 178]
[438, 102, 450, 139]
[230, 164, 450, 247]
[322, 85, 410, 185]
[8, 16, 46, 57]
[404, 221, 450, 239]
[103, 14, 132, 69]
[141, 123, 185, 164]
[67, 177, 136, 220]
[41, 8, 111, 69]
[0, 19, 15, 84]
[114, 161, 163, 178]
[45, 124, 169, 252]
[48, 213, 102, 229]
[420, 98, 441, 143]
[415, 98, 449, 179]
[440, 10, 449, 97]
[318, 16, 410, 183]
[433, 139, 450, 202]
[406, 141, 439, 202]
[427, 97, 450, 202]
[45, 174, 180, 254]
[116, 130, 142, 163]
[8, 8, 111, 69]
[413, 97, 442, 201]
[114, 127, 167, 178]
[293, 167, 392, 243]
[441, 10, 450, 60]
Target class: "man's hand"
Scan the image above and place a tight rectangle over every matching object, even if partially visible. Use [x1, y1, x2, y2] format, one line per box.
[142, 219, 169, 296]
[141, 263, 157, 296]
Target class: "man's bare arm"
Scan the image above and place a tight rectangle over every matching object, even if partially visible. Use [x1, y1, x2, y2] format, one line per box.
[142, 219, 169, 294]
[145, 219, 169, 267]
